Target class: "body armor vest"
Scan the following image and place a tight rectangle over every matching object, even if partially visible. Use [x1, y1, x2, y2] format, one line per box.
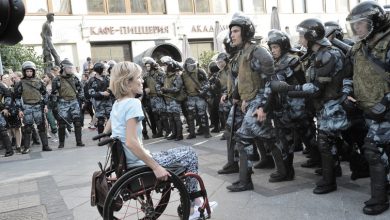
[21, 79, 42, 104]
[352, 31, 390, 111]
[145, 71, 158, 96]
[227, 56, 238, 98]
[218, 68, 228, 93]
[237, 45, 263, 101]
[59, 76, 77, 101]
[182, 70, 200, 96]
[164, 72, 179, 101]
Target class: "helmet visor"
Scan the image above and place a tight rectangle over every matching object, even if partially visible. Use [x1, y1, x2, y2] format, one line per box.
[186, 63, 197, 72]
[296, 26, 308, 36]
[347, 18, 373, 41]
[216, 60, 226, 70]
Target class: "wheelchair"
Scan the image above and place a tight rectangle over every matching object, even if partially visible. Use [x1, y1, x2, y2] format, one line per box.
[91, 133, 214, 220]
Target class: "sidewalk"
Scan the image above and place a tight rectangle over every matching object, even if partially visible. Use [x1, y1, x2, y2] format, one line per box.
[0, 126, 389, 220]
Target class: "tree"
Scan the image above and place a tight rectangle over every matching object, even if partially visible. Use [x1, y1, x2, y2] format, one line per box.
[198, 50, 217, 72]
[0, 44, 43, 75]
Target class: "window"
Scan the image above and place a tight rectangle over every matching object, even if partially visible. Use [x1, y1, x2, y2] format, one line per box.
[179, 0, 226, 13]
[25, 0, 72, 14]
[336, 0, 349, 12]
[325, 0, 336, 13]
[278, 0, 293, 13]
[189, 40, 213, 60]
[253, 0, 266, 14]
[91, 43, 132, 63]
[293, 0, 306, 13]
[109, 0, 126, 13]
[306, 0, 323, 13]
[87, 0, 166, 14]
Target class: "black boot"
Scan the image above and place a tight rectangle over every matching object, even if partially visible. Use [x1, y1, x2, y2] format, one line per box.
[217, 162, 239, 174]
[152, 116, 163, 138]
[74, 122, 85, 147]
[1, 130, 14, 157]
[269, 148, 288, 182]
[218, 132, 239, 174]
[301, 141, 321, 168]
[254, 141, 275, 169]
[161, 113, 171, 138]
[363, 144, 389, 215]
[32, 127, 40, 145]
[58, 124, 66, 148]
[285, 153, 295, 180]
[313, 153, 337, 194]
[22, 127, 32, 154]
[201, 114, 211, 138]
[315, 165, 342, 177]
[174, 113, 183, 141]
[186, 113, 196, 139]
[226, 143, 254, 192]
[39, 131, 52, 151]
[166, 115, 176, 140]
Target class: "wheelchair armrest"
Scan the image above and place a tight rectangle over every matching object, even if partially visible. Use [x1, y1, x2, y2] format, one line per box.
[92, 132, 112, 141]
[98, 138, 114, 146]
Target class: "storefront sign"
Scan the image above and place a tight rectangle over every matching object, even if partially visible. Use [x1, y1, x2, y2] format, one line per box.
[90, 26, 169, 35]
[191, 25, 229, 33]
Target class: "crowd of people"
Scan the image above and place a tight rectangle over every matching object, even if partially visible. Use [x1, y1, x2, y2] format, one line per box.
[1, 1, 389, 216]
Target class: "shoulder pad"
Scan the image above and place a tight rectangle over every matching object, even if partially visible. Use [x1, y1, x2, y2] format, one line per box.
[315, 50, 333, 67]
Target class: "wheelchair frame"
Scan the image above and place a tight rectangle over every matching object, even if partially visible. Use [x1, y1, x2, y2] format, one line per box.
[91, 133, 213, 220]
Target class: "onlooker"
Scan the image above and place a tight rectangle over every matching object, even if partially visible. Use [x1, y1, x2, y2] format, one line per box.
[83, 57, 93, 74]
[43, 72, 58, 142]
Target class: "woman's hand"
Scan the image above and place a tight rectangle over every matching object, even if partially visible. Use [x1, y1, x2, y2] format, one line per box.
[153, 165, 171, 181]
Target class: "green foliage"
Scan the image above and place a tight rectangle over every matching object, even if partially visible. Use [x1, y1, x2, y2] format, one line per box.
[198, 50, 217, 71]
[0, 44, 43, 74]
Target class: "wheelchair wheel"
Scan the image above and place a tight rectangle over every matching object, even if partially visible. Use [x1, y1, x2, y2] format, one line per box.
[103, 167, 190, 220]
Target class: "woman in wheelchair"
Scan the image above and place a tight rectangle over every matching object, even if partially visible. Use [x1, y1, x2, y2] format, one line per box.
[96, 61, 216, 219]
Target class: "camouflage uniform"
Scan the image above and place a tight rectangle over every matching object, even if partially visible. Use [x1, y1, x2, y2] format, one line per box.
[0, 83, 14, 157]
[88, 75, 113, 134]
[143, 67, 166, 138]
[182, 58, 211, 139]
[15, 64, 51, 153]
[346, 2, 390, 213]
[162, 70, 184, 141]
[51, 60, 85, 148]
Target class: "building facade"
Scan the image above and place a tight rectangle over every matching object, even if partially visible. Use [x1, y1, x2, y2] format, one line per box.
[19, 0, 390, 69]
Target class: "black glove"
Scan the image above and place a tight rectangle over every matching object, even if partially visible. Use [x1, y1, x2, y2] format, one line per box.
[368, 102, 388, 122]
[270, 81, 300, 93]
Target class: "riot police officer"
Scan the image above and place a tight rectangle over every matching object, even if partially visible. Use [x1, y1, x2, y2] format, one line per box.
[182, 57, 211, 139]
[216, 52, 230, 134]
[272, 18, 349, 194]
[160, 56, 185, 141]
[208, 61, 222, 133]
[51, 59, 85, 148]
[324, 21, 354, 46]
[225, 14, 275, 192]
[142, 57, 166, 138]
[88, 62, 113, 134]
[346, 1, 390, 215]
[15, 61, 52, 153]
[0, 81, 14, 157]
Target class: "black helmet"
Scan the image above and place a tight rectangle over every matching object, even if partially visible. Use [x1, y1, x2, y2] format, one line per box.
[59, 59, 75, 74]
[296, 18, 325, 43]
[208, 61, 220, 74]
[324, 21, 344, 40]
[0, 0, 25, 45]
[229, 15, 255, 43]
[346, 1, 387, 41]
[184, 57, 198, 72]
[267, 29, 291, 53]
[160, 56, 182, 72]
[93, 62, 105, 74]
[142, 57, 158, 69]
[22, 61, 36, 77]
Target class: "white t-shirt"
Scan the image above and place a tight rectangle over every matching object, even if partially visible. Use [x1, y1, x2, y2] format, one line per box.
[110, 98, 148, 167]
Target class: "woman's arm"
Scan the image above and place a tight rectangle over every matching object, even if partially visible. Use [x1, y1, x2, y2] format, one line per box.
[103, 119, 112, 134]
[125, 118, 170, 180]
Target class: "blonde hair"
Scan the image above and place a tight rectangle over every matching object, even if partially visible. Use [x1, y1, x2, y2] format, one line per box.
[109, 61, 142, 99]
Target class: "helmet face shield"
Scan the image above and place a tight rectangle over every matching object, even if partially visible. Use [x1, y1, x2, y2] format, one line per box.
[348, 18, 373, 41]
[216, 60, 226, 70]
[186, 63, 197, 72]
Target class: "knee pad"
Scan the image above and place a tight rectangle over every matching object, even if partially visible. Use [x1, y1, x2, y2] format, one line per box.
[173, 113, 181, 121]
[317, 132, 331, 153]
[363, 142, 383, 165]
[58, 121, 67, 129]
[0, 127, 7, 134]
